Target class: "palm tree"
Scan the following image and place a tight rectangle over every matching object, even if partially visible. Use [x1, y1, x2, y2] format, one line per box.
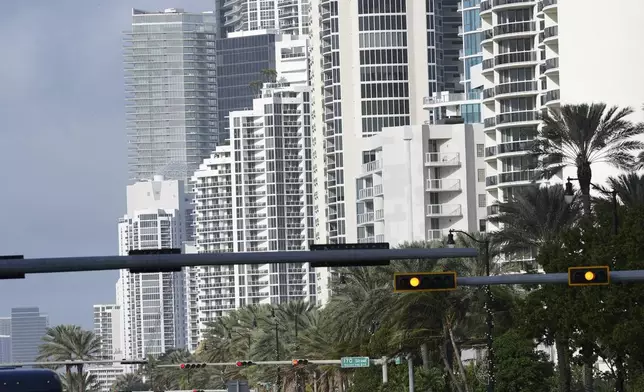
[488, 184, 581, 392]
[111, 373, 149, 392]
[533, 103, 644, 214]
[60, 371, 100, 392]
[606, 172, 644, 208]
[37, 325, 101, 391]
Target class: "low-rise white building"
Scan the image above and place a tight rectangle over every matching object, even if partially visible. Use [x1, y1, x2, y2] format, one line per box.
[355, 123, 487, 246]
[87, 365, 128, 392]
[93, 304, 121, 360]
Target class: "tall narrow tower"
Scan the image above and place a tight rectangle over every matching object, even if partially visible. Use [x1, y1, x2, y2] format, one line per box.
[124, 8, 218, 182]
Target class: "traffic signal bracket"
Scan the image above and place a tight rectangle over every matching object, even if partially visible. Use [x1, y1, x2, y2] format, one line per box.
[568, 266, 610, 287]
[393, 271, 458, 293]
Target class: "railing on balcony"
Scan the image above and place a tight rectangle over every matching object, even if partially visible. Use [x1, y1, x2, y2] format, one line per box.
[357, 212, 374, 224]
[498, 170, 537, 184]
[426, 179, 462, 192]
[426, 204, 462, 217]
[425, 152, 460, 166]
[427, 229, 447, 241]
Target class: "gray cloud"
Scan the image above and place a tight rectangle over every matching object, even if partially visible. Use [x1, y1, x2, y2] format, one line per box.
[0, 0, 211, 328]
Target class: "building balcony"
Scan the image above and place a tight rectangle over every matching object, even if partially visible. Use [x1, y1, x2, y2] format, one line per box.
[494, 51, 539, 70]
[426, 204, 462, 217]
[357, 187, 374, 200]
[496, 140, 535, 156]
[543, 25, 559, 44]
[498, 170, 537, 186]
[426, 179, 462, 192]
[542, 0, 558, 14]
[495, 110, 542, 128]
[422, 92, 481, 109]
[358, 236, 376, 244]
[425, 152, 461, 167]
[357, 212, 375, 225]
[491, 0, 536, 11]
[480, 0, 492, 15]
[482, 87, 495, 103]
[361, 159, 382, 175]
[542, 89, 561, 107]
[494, 80, 539, 99]
[493, 21, 537, 39]
[427, 229, 448, 241]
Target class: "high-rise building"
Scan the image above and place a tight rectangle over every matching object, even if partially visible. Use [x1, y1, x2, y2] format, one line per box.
[192, 79, 315, 335]
[216, 31, 277, 143]
[309, 0, 464, 247]
[0, 335, 10, 363]
[117, 176, 189, 358]
[216, 32, 311, 144]
[10, 307, 48, 364]
[0, 317, 10, 335]
[218, 0, 310, 36]
[93, 304, 120, 360]
[124, 8, 218, 182]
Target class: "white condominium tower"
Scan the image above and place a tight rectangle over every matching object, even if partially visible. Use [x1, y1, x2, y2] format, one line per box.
[124, 8, 218, 182]
[192, 83, 314, 317]
[92, 304, 121, 360]
[117, 176, 189, 358]
[309, 0, 463, 245]
[218, 0, 310, 36]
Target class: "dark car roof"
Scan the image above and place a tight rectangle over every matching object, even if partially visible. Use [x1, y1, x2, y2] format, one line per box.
[0, 368, 62, 391]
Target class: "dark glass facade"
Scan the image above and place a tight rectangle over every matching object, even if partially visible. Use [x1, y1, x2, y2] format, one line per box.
[216, 33, 277, 143]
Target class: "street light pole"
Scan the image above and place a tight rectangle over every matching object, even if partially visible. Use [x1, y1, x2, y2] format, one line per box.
[447, 229, 494, 392]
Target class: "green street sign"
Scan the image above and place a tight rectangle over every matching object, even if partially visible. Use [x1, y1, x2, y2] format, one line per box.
[341, 356, 371, 368]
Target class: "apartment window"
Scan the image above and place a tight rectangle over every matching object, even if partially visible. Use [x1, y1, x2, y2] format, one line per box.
[476, 144, 484, 157]
[478, 194, 486, 207]
[479, 219, 487, 232]
[477, 169, 485, 182]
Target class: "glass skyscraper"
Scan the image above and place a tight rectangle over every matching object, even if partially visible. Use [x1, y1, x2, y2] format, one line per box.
[124, 8, 218, 182]
[10, 307, 48, 364]
[215, 32, 276, 143]
[459, 0, 483, 123]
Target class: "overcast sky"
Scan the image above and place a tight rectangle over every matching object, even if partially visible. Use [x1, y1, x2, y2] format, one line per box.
[0, 0, 211, 329]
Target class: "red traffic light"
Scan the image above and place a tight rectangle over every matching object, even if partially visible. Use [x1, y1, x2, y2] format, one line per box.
[180, 363, 186, 369]
[236, 360, 254, 367]
[291, 359, 309, 366]
[236, 361, 243, 367]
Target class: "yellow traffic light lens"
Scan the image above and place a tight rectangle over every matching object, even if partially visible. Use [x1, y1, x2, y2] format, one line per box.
[410, 277, 420, 287]
[584, 271, 595, 281]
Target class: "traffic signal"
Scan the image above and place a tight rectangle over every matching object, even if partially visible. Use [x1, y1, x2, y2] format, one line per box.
[568, 266, 610, 287]
[192, 390, 205, 392]
[180, 363, 207, 369]
[236, 361, 255, 367]
[292, 359, 309, 366]
[393, 272, 457, 293]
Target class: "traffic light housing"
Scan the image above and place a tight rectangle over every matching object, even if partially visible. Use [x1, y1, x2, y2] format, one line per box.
[292, 359, 309, 366]
[393, 272, 457, 293]
[180, 363, 207, 369]
[568, 266, 610, 287]
[236, 361, 255, 367]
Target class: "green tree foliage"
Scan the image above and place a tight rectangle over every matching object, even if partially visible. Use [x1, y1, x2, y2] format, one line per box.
[37, 324, 102, 392]
[493, 329, 555, 392]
